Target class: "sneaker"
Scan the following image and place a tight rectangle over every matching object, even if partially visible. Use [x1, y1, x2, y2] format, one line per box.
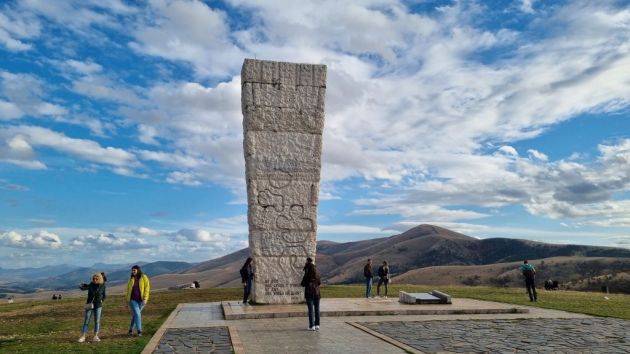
[384, 296, 388, 299]
[78, 336, 86, 343]
[138, 332, 142, 337]
[314, 325, 320, 330]
[307, 327, 315, 331]
[128, 330, 133, 336]
[92, 335, 100, 342]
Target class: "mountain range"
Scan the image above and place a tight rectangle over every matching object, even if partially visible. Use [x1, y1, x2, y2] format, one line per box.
[114, 224, 630, 293]
[3, 224, 630, 295]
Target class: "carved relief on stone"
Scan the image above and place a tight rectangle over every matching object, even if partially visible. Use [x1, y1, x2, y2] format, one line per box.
[248, 178, 318, 231]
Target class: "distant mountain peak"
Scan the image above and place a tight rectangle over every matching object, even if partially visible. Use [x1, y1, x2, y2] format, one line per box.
[400, 224, 474, 241]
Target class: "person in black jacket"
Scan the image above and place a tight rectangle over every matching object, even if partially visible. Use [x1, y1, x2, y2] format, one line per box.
[301, 257, 321, 331]
[363, 259, 373, 298]
[78, 273, 106, 343]
[240, 257, 254, 305]
[376, 260, 390, 298]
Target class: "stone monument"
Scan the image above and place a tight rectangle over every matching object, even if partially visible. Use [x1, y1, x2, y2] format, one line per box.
[242, 59, 326, 304]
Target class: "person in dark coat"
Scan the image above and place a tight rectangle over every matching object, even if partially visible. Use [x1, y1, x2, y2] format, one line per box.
[78, 273, 106, 343]
[240, 257, 254, 305]
[519, 260, 537, 302]
[376, 260, 390, 298]
[363, 258, 373, 298]
[301, 257, 321, 331]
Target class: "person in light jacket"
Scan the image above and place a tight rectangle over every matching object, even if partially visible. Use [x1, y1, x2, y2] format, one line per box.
[78, 273, 106, 343]
[126, 265, 150, 336]
[301, 257, 321, 331]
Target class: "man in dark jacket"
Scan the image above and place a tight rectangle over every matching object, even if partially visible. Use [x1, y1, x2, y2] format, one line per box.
[519, 260, 537, 302]
[364, 259, 373, 298]
[301, 257, 321, 331]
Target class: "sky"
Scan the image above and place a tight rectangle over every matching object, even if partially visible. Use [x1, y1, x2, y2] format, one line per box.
[0, 0, 629, 268]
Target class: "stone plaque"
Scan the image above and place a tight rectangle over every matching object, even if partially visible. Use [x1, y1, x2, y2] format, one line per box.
[242, 59, 326, 304]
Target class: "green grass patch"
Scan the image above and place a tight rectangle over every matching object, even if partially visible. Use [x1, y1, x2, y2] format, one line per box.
[1, 285, 628, 353]
[323, 284, 630, 320]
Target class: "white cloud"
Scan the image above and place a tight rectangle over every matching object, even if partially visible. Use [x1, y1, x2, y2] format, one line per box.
[0, 71, 67, 118]
[166, 171, 202, 186]
[0, 8, 40, 51]
[70, 233, 151, 250]
[169, 228, 231, 243]
[528, 149, 549, 161]
[133, 227, 160, 237]
[129, 0, 245, 78]
[65, 59, 103, 75]
[0, 179, 29, 191]
[1, 125, 138, 169]
[0, 230, 62, 249]
[0, 100, 23, 119]
[520, 0, 536, 14]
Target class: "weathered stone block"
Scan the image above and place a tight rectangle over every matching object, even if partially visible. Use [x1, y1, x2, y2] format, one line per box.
[241, 58, 326, 87]
[242, 83, 325, 111]
[243, 106, 324, 134]
[244, 131, 322, 178]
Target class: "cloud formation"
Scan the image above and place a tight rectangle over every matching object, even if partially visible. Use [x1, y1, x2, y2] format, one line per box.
[0, 230, 62, 249]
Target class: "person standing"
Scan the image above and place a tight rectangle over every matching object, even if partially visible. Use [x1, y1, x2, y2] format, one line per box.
[363, 259, 373, 298]
[376, 261, 390, 298]
[240, 257, 254, 305]
[78, 273, 106, 343]
[126, 265, 150, 336]
[301, 257, 321, 331]
[519, 260, 537, 302]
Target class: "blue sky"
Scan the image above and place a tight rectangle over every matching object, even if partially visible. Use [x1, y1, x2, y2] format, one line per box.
[0, 0, 629, 268]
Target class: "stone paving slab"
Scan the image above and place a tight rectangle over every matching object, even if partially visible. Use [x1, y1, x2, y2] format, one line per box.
[153, 327, 232, 354]
[360, 318, 630, 354]
[222, 297, 528, 320]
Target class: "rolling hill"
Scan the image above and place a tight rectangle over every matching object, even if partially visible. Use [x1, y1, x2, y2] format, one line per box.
[127, 224, 630, 292]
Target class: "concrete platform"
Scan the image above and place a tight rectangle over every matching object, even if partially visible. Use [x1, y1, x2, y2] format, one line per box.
[221, 297, 528, 320]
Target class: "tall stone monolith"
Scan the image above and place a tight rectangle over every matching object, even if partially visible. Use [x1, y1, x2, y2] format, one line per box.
[242, 59, 326, 304]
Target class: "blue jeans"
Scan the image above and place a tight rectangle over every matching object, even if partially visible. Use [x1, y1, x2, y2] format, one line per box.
[129, 300, 145, 333]
[82, 307, 102, 334]
[243, 278, 252, 303]
[306, 297, 320, 328]
[365, 277, 373, 298]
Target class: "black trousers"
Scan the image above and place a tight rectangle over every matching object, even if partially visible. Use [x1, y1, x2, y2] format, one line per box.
[525, 277, 537, 301]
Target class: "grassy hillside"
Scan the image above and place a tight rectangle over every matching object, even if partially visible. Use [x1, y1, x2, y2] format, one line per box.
[1, 285, 629, 353]
[394, 256, 630, 292]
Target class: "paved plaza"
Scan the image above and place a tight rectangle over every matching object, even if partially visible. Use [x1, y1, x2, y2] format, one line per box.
[361, 318, 630, 354]
[142, 298, 629, 354]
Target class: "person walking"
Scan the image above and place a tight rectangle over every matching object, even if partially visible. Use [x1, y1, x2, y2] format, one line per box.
[519, 260, 537, 302]
[301, 257, 321, 331]
[376, 261, 390, 298]
[363, 259, 373, 298]
[126, 265, 150, 336]
[240, 257, 254, 305]
[78, 273, 106, 343]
